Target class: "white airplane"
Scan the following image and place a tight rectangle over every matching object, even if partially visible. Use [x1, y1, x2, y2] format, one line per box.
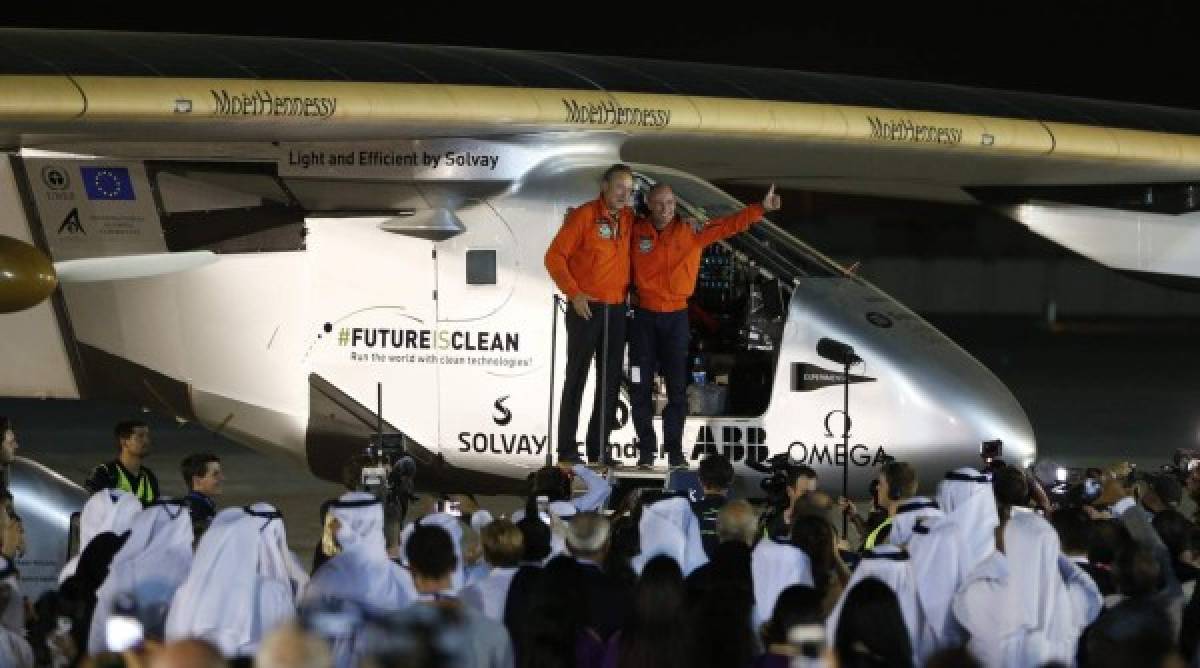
[8, 28, 1195, 501]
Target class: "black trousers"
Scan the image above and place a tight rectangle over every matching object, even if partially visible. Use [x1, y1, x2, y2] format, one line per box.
[629, 307, 689, 461]
[557, 302, 627, 461]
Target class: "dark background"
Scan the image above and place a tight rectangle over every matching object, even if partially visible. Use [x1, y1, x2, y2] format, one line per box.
[7, 3, 1199, 108]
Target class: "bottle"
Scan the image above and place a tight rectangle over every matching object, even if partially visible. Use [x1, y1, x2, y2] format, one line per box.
[691, 354, 707, 385]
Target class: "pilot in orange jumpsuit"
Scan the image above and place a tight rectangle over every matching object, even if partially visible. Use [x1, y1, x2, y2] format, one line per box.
[545, 164, 636, 465]
[629, 183, 781, 468]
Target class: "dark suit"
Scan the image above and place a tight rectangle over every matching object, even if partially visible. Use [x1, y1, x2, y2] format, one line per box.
[685, 540, 753, 605]
[577, 560, 632, 640]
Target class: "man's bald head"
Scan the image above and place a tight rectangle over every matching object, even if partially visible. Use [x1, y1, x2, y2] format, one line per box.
[716, 499, 759, 546]
[646, 183, 676, 228]
[149, 639, 227, 668]
[646, 183, 673, 198]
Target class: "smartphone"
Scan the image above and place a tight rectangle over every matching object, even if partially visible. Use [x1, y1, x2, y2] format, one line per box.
[437, 500, 462, 517]
[536, 495, 549, 515]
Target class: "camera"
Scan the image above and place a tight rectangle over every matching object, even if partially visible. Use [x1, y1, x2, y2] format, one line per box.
[752, 453, 797, 510]
[1160, 449, 1200, 485]
[356, 433, 418, 522]
[747, 453, 800, 535]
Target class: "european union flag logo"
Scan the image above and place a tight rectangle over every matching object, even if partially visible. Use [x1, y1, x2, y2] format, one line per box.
[81, 167, 135, 201]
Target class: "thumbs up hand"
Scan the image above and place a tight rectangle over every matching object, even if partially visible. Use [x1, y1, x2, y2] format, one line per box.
[762, 184, 781, 212]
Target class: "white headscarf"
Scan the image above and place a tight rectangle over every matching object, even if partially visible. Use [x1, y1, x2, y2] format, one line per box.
[165, 504, 308, 657]
[887, 497, 943, 547]
[905, 515, 966, 663]
[305, 493, 417, 668]
[952, 510, 1081, 668]
[898, 469, 999, 662]
[631, 497, 709, 576]
[89, 499, 194, 653]
[751, 538, 813, 627]
[59, 489, 143, 585]
[936, 468, 999, 579]
[305, 493, 415, 612]
[826, 544, 920, 666]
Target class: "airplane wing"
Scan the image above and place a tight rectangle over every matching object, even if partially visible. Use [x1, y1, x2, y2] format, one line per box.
[0, 29, 1196, 283]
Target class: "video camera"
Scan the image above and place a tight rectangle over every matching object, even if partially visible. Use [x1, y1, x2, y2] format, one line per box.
[747, 452, 798, 512]
[359, 432, 418, 524]
[1161, 449, 1200, 484]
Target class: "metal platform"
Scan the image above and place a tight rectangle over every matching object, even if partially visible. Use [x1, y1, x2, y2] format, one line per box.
[601, 466, 704, 509]
[602, 465, 676, 480]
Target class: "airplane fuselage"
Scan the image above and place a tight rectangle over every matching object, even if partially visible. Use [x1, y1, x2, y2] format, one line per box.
[0, 137, 1035, 496]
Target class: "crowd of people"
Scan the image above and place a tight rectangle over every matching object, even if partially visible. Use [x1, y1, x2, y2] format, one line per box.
[3, 411, 1200, 667]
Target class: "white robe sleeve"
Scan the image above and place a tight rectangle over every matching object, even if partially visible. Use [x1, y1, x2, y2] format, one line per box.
[952, 555, 1017, 668]
[251, 578, 298, 656]
[1058, 556, 1103, 628]
[88, 585, 114, 655]
[570, 465, 612, 512]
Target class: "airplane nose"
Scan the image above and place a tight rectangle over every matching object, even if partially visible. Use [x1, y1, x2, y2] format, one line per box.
[786, 278, 1037, 481]
[889, 325, 1037, 474]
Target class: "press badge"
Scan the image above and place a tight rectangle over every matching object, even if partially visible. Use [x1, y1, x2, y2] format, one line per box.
[598, 223, 613, 240]
[638, 238, 654, 253]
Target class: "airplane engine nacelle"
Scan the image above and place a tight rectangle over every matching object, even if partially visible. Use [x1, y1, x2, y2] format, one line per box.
[0, 235, 56, 313]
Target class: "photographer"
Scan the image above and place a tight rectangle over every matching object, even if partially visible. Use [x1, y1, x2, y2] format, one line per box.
[839, 479, 889, 551]
[1141, 473, 1182, 517]
[762, 463, 818, 541]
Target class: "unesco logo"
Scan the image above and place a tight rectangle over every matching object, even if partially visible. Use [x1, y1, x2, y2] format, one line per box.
[41, 166, 69, 191]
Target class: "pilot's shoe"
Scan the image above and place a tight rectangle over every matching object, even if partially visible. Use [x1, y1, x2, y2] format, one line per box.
[636, 456, 656, 470]
[667, 454, 689, 469]
[558, 452, 584, 466]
